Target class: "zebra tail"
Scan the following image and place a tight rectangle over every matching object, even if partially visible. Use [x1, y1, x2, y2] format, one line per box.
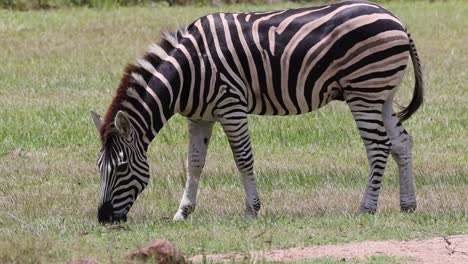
[398, 31, 424, 122]
[397, 30, 424, 122]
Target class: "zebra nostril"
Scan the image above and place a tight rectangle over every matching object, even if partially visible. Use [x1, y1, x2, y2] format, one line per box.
[97, 202, 113, 224]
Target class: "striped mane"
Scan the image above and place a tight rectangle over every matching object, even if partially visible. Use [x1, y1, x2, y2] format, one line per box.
[99, 29, 186, 144]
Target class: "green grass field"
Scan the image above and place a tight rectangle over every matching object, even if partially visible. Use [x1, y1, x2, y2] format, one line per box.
[0, 1, 467, 263]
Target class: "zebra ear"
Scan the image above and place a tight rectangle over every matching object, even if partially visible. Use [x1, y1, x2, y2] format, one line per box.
[90, 110, 104, 131]
[114, 110, 132, 138]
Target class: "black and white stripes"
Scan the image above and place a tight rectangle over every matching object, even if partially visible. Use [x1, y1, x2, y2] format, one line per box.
[92, 0, 423, 223]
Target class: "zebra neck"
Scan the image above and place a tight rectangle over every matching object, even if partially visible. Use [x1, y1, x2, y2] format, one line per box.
[119, 49, 192, 148]
[127, 83, 175, 146]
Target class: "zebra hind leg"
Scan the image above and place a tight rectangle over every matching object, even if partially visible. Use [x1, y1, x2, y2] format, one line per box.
[220, 115, 261, 219]
[173, 119, 214, 221]
[347, 98, 391, 214]
[382, 97, 417, 212]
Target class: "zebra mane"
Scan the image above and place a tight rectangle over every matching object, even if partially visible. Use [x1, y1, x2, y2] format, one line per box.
[99, 27, 187, 144]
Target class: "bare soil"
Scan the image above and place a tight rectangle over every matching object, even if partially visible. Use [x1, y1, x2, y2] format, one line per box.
[190, 235, 468, 263]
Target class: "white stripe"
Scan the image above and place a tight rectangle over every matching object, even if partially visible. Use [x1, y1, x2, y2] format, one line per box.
[183, 33, 205, 117]
[301, 14, 405, 110]
[137, 59, 174, 105]
[233, 14, 262, 114]
[194, 18, 218, 113]
[148, 43, 168, 60]
[131, 73, 147, 87]
[207, 15, 246, 95]
[252, 11, 288, 114]
[281, 3, 379, 113]
[276, 6, 330, 35]
[161, 31, 178, 47]
[125, 89, 158, 137]
[345, 51, 408, 81]
[220, 13, 251, 101]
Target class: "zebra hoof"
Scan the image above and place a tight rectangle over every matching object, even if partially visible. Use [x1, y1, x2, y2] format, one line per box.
[358, 207, 377, 215]
[244, 212, 257, 220]
[173, 210, 189, 221]
[401, 204, 417, 212]
[172, 213, 186, 221]
[173, 205, 195, 221]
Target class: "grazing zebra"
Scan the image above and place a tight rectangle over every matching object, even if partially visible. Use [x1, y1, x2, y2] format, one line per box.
[91, 0, 423, 223]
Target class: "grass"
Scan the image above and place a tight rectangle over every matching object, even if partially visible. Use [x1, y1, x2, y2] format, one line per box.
[0, 1, 467, 263]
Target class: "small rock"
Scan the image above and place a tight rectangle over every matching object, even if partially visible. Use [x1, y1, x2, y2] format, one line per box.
[128, 239, 186, 264]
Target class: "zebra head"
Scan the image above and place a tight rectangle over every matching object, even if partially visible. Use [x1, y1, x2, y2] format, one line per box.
[91, 110, 149, 224]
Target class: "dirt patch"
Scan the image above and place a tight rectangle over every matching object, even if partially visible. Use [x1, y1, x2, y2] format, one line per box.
[190, 235, 468, 263]
[128, 239, 186, 263]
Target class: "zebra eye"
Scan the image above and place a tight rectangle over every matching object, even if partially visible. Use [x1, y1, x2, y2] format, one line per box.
[117, 161, 128, 172]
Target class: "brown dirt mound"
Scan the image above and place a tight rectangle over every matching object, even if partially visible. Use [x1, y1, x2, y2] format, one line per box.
[128, 239, 186, 264]
[190, 235, 468, 263]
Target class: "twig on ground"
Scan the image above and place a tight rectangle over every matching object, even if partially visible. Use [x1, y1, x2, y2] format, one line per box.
[443, 236, 455, 254]
[4, 212, 40, 236]
[443, 236, 468, 256]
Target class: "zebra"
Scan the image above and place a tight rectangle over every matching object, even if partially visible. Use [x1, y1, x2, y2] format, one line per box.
[91, 0, 423, 223]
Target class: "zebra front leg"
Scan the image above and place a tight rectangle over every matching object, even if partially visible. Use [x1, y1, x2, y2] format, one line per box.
[173, 120, 214, 221]
[220, 116, 261, 219]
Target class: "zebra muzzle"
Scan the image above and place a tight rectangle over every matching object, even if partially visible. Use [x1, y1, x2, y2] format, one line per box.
[98, 202, 128, 224]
